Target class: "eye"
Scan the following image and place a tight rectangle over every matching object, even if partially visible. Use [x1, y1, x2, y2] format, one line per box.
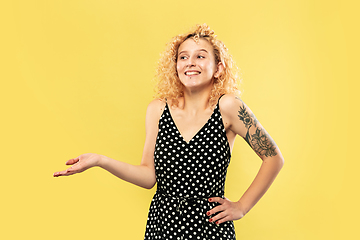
[179, 55, 187, 60]
[198, 55, 205, 59]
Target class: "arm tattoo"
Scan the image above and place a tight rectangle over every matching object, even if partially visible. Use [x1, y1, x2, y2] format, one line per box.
[236, 97, 277, 157]
[249, 128, 277, 157]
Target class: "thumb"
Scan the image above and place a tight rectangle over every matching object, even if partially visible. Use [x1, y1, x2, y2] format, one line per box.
[66, 157, 80, 165]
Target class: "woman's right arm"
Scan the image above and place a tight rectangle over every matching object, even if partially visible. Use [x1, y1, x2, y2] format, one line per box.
[53, 99, 165, 190]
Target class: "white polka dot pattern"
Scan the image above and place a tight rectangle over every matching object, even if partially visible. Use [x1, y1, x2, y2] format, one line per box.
[144, 99, 236, 240]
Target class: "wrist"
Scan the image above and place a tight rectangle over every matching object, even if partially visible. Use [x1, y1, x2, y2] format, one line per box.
[236, 199, 250, 216]
[97, 154, 107, 168]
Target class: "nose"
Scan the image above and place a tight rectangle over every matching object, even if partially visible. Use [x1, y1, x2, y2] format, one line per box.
[186, 57, 196, 67]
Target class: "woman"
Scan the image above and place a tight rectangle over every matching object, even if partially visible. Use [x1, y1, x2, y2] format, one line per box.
[54, 24, 284, 239]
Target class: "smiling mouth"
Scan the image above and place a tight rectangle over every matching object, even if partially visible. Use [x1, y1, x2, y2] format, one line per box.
[185, 71, 201, 76]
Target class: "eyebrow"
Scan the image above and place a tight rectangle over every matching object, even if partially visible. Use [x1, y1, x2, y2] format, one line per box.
[178, 49, 209, 55]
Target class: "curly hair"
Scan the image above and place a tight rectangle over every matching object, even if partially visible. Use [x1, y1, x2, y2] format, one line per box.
[154, 23, 241, 106]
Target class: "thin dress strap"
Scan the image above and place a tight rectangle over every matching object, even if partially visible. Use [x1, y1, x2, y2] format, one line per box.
[217, 94, 226, 105]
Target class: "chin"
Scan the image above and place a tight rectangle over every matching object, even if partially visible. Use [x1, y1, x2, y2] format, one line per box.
[182, 81, 200, 88]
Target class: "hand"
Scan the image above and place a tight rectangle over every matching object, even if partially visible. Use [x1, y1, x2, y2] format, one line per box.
[53, 153, 102, 177]
[206, 197, 246, 225]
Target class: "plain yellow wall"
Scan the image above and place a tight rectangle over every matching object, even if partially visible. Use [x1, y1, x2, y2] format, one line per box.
[1, 0, 359, 239]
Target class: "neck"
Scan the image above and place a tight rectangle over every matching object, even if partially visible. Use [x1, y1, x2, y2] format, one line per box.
[180, 84, 213, 112]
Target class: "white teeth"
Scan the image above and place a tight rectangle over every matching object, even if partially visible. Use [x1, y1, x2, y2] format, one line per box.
[185, 72, 200, 76]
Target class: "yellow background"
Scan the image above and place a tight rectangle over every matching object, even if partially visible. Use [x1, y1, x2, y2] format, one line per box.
[1, 0, 358, 239]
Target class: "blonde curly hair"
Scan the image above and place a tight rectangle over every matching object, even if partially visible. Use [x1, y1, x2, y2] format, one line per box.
[154, 23, 240, 106]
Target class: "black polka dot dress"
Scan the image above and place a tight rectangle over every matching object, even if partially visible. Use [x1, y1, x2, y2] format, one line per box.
[144, 99, 236, 240]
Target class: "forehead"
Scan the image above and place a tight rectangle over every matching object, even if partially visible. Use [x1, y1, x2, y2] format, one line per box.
[178, 38, 214, 54]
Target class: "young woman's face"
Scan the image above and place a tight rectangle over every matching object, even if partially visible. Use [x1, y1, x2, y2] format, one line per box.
[176, 38, 220, 90]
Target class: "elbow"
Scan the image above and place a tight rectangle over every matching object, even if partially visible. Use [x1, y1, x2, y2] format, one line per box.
[143, 182, 156, 190]
[138, 164, 157, 189]
[141, 178, 157, 189]
[273, 149, 285, 170]
[263, 155, 284, 171]
[278, 155, 285, 170]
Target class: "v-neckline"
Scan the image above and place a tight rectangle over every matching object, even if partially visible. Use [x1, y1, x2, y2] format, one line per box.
[166, 103, 218, 144]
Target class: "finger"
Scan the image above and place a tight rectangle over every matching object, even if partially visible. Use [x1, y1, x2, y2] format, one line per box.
[53, 164, 82, 177]
[208, 197, 225, 204]
[66, 157, 80, 165]
[215, 215, 232, 225]
[206, 205, 225, 216]
[53, 170, 69, 177]
[209, 211, 227, 223]
[66, 164, 83, 174]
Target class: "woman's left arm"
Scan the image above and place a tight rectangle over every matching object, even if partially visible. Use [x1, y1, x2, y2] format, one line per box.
[207, 95, 284, 224]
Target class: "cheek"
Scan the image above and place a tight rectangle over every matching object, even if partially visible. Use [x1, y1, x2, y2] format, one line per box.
[203, 62, 216, 75]
[176, 62, 182, 73]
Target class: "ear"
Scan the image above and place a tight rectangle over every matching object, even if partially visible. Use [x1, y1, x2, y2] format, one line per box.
[214, 62, 224, 78]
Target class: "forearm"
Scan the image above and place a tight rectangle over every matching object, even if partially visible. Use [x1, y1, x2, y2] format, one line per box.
[238, 155, 284, 214]
[99, 155, 156, 189]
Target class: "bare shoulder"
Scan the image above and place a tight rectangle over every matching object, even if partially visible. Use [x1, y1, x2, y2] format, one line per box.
[146, 99, 166, 123]
[218, 94, 250, 137]
[218, 94, 241, 117]
[147, 99, 166, 111]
